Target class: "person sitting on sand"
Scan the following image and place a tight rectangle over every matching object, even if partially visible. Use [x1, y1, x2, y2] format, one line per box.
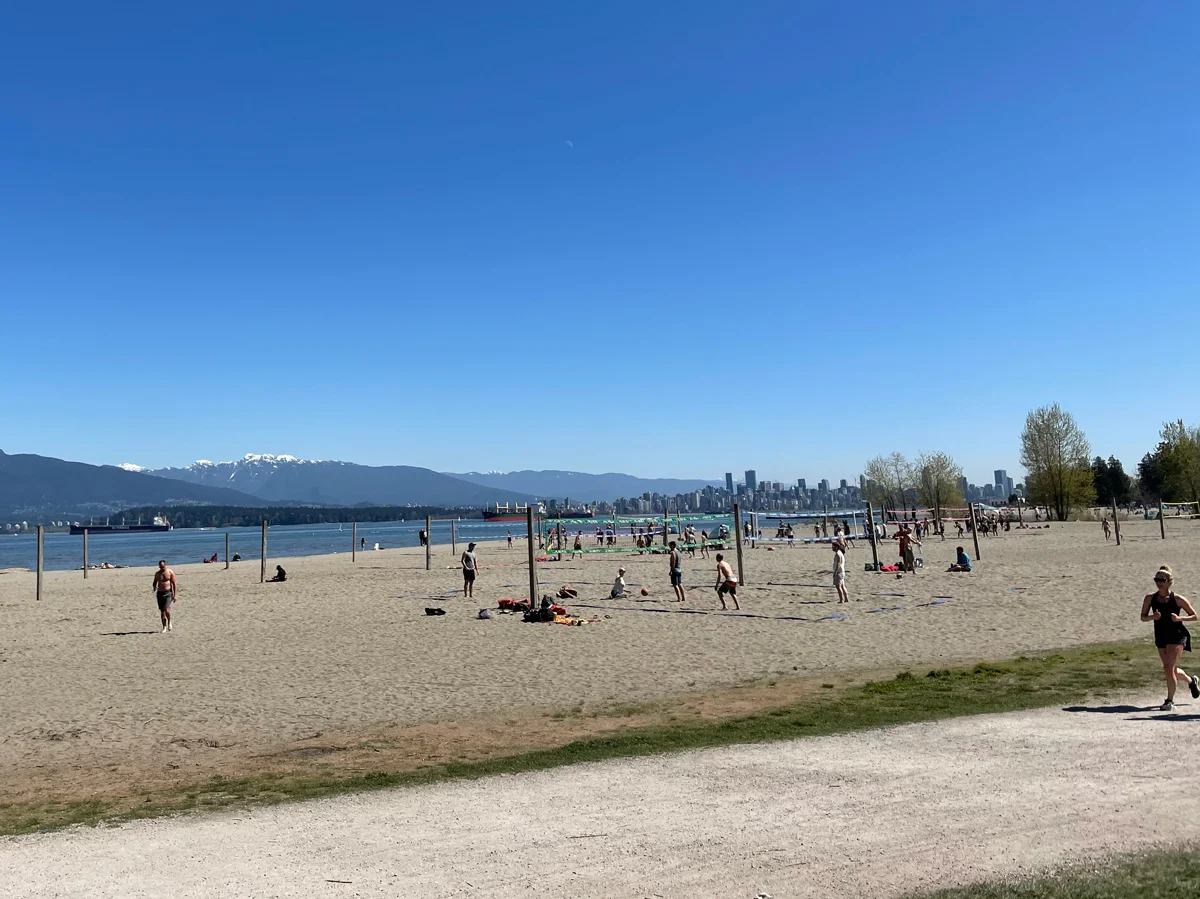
[947, 547, 971, 572]
[268, 565, 287, 582]
[557, 585, 579, 599]
[610, 568, 629, 599]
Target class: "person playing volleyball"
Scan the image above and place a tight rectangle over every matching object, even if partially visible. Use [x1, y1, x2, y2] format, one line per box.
[1140, 565, 1200, 711]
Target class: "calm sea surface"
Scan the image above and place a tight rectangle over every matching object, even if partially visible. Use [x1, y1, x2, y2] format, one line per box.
[0, 516, 740, 572]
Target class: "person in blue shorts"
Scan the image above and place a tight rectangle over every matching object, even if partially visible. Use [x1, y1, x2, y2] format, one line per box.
[947, 546, 972, 572]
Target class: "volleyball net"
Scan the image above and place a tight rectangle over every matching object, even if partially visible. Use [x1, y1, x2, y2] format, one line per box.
[1161, 501, 1200, 519]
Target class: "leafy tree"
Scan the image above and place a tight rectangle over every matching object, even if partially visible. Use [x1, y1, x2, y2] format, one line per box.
[1155, 420, 1200, 504]
[1137, 450, 1167, 502]
[1092, 456, 1133, 507]
[1019, 403, 1096, 520]
[915, 451, 965, 514]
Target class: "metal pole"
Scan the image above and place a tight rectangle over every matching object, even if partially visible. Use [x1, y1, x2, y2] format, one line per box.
[260, 519, 268, 583]
[352, 522, 357, 562]
[36, 525, 44, 601]
[425, 515, 432, 571]
[83, 528, 88, 579]
[969, 504, 982, 562]
[225, 531, 229, 570]
[556, 510, 563, 561]
[451, 520, 456, 556]
[866, 503, 880, 570]
[526, 506, 538, 607]
[733, 502, 746, 587]
[1112, 499, 1121, 546]
[823, 504, 829, 537]
[1159, 501, 1166, 540]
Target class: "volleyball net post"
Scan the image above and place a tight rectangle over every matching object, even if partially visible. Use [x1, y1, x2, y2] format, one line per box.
[1159, 501, 1166, 539]
[1112, 499, 1121, 546]
[733, 502, 746, 587]
[865, 502, 880, 570]
[969, 504, 982, 561]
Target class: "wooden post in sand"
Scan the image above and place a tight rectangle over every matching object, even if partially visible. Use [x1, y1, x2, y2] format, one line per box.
[451, 520, 456, 557]
[225, 532, 230, 570]
[260, 519, 268, 583]
[733, 503, 746, 587]
[969, 504, 982, 562]
[352, 522, 357, 562]
[865, 503, 880, 570]
[822, 504, 829, 537]
[526, 506, 538, 607]
[1159, 501, 1166, 540]
[556, 510, 563, 561]
[82, 528, 88, 579]
[425, 515, 432, 571]
[1112, 499, 1121, 546]
[36, 525, 43, 601]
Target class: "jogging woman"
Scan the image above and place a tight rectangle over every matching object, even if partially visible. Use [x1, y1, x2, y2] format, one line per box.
[1140, 565, 1200, 711]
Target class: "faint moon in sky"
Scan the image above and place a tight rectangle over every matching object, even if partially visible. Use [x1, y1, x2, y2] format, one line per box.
[564, 140, 574, 149]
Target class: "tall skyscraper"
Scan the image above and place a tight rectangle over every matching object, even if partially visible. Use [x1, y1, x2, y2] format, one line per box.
[798, 478, 806, 491]
[840, 479, 848, 490]
[958, 476, 969, 496]
[745, 470, 757, 492]
[725, 472, 734, 493]
[994, 470, 1007, 490]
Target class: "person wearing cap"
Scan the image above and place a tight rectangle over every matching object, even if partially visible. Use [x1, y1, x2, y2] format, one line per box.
[461, 543, 479, 598]
[610, 567, 629, 599]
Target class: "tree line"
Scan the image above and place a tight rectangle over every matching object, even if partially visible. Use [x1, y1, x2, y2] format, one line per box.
[114, 505, 474, 529]
[863, 406, 1200, 523]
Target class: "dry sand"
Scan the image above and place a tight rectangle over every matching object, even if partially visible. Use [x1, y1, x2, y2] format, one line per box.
[3, 695, 1198, 899]
[0, 519, 1196, 806]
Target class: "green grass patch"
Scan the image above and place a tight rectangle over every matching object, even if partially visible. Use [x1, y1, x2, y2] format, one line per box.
[1, 640, 1160, 836]
[906, 847, 1200, 898]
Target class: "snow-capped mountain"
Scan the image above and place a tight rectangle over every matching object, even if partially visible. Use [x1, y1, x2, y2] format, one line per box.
[148, 454, 536, 507]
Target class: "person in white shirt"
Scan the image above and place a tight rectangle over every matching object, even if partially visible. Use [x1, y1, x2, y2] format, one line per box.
[833, 539, 849, 604]
[610, 567, 628, 598]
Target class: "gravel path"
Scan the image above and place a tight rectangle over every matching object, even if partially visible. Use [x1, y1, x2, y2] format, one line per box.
[5, 696, 1199, 899]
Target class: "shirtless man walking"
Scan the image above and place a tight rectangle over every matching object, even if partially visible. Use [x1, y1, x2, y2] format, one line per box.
[714, 553, 740, 611]
[151, 560, 178, 633]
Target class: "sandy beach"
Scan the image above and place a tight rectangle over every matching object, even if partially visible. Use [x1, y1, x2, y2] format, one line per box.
[1, 518, 1195, 808]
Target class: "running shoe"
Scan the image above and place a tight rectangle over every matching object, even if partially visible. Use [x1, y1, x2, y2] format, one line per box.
[1161, 699, 1175, 712]
[1190, 676, 1200, 699]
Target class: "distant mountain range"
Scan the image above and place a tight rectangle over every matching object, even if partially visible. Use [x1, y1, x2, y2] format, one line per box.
[147, 455, 537, 508]
[0, 450, 264, 520]
[1, 449, 720, 522]
[445, 470, 721, 501]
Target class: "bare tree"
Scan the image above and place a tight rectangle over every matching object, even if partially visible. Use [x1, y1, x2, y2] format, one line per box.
[915, 451, 965, 518]
[1019, 403, 1095, 520]
[863, 452, 914, 515]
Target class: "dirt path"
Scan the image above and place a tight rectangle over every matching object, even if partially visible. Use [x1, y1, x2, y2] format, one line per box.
[4, 696, 1199, 898]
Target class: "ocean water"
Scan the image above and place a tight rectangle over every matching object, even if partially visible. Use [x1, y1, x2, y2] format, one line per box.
[0, 519, 525, 573]
[0, 516, 738, 572]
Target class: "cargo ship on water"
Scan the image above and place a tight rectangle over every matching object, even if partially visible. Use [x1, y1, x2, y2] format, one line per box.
[70, 516, 171, 535]
[481, 502, 596, 522]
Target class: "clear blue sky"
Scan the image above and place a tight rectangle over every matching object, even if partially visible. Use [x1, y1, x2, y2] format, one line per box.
[2, 2, 1197, 488]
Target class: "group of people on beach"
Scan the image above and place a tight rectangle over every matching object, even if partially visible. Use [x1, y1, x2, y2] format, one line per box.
[146, 534, 1200, 715]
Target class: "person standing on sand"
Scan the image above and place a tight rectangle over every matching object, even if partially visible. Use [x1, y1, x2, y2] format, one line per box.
[461, 542, 478, 598]
[361, 537, 366, 553]
[896, 525, 921, 573]
[714, 553, 739, 611]
[572, 532, 583, 560]
[668, 541, 686, 603]
[833, 539, 849, 603]
[151, 560, 178, 633]
[1140, 565, 1200, 711]
[1102, 518, 1111, 541]
[507, 531, 513, 550]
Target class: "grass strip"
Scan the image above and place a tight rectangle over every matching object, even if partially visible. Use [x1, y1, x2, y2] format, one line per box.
[0, 640, 1161, 835]
[905, 847, 1200, 898]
